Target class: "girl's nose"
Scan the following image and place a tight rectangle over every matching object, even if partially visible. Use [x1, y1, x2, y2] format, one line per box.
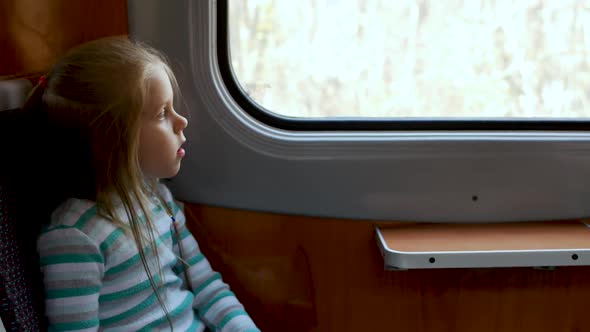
[175, 113, 188, 132]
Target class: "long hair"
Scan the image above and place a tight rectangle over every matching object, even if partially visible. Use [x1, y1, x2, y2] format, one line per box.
[23, 36, 182, 329]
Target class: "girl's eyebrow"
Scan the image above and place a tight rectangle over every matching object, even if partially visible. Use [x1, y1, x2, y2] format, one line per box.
[144, 101, 168, 116]
[155, 99, 172, 112]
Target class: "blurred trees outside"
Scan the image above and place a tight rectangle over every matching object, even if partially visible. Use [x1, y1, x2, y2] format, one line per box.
[229, 0, 590, 119]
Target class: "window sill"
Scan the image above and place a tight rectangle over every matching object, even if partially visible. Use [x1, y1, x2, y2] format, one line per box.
[375, 221, 590, 270]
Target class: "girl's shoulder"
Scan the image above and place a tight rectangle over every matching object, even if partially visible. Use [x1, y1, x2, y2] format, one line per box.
[44, 198, 116, 236]
[49, 198, 96, 228]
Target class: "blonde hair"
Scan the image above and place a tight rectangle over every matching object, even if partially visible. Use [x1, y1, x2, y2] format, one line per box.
[24, 36, 181, 329]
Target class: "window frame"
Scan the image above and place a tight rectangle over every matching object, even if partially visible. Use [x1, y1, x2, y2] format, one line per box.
[218, 0, 590, 131]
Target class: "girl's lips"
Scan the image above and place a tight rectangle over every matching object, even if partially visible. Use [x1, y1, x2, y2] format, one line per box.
[177, 148, 185, 157]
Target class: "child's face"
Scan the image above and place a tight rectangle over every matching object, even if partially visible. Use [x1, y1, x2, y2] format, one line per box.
[138, 65, 188, 179]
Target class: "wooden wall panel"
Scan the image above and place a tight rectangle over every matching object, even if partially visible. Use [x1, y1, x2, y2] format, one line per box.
[0, 0, 127, 77]
[185, 204, 590, 332]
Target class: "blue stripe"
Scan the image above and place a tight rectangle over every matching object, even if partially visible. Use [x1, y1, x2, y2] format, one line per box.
[173, 254, 204, 275]
[99, 228, 124, 253]
[74, 205, 97, 228]
[187, 316, 201, 332]
[49, 318, 99, 331]
[40, 253, 103, 266]
[136, 292, 193, 331]
[165, 201, 180, 216]
[100, 293, 158, 326]
[179, 228, 191, 240]
[99, 274, 160, 302]
[218, 309, 250, 329]
[200, 290, 235, 316]
[105, 231, 171, 276]
[46, 286, 100, 299]
[104, 253, 140, 276]
[193, 272, 221, 294]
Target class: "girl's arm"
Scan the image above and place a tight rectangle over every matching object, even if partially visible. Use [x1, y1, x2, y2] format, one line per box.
[38, 227, 104, 332]
[168, 201, 259, 332]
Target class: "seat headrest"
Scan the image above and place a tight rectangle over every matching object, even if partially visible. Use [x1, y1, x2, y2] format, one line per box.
[0, 79, 33, 113]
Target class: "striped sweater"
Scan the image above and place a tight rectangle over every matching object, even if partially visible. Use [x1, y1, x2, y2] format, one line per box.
[37, 184, 259, 332]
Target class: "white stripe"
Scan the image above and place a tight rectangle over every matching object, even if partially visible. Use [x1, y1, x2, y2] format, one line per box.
[102, 289, 193, 331]
[72, 327, 98, 332]
[101, 269, 148, 294]
[192, 279, 226, 306]
[204, 296, 241, 320]
[51, 199, 94, 227]
[46, 294, 100, 312]
[89, 223, 121, 246]
[141, 298, 197, 332]
[187, 259, 215, 281]
[104, 242, 140, 270]
[99, 290, 153, 318]
[220, 315, 257, 332]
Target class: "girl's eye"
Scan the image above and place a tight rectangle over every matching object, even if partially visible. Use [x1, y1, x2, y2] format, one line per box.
[158, 109, 168, 119]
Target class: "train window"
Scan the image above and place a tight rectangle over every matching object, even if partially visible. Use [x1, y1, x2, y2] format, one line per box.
[226, 1, 590, 126]
[128, 0, 590, 223]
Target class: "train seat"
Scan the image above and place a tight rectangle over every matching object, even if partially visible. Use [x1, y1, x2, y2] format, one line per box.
[0, 78, 46, 331]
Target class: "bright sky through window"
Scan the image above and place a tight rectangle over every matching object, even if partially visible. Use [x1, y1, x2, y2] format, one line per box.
[229, 0, 590, 119]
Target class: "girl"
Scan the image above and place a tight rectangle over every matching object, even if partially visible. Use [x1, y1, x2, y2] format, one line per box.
[28, 37, 259, 331]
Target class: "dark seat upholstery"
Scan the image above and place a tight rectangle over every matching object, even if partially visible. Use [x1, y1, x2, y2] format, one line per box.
[0, 107, 47, 331]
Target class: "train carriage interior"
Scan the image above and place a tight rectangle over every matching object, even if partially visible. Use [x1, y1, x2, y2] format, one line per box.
[2, 1, 590, 331]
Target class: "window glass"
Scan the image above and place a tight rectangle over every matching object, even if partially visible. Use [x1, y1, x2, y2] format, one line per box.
[228, 0, 590, 119]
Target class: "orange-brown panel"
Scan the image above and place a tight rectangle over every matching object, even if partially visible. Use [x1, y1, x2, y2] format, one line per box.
[0, 0, 127, 77]
[185, 204, 590, 332]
